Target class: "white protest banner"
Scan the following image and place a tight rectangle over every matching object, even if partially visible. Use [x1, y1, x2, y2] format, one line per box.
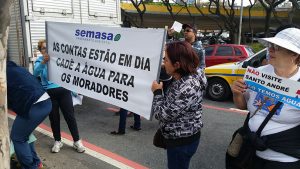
[46, 22, 166, 120]
[244, 67, 300, 109]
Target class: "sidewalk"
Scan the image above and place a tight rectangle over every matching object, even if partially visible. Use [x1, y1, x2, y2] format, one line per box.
[10, 131, 119, 169]
[8, 120, 118, 169]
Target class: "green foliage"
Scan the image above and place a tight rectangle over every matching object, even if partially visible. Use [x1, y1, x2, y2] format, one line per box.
[248, 43, 265, 53]
[173, 31, 184, 39]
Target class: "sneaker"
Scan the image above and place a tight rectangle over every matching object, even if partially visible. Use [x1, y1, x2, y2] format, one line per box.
[51, 141, 63, 153]
[73, 140, 85, 153]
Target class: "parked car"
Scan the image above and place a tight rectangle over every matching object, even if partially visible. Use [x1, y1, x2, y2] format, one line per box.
[204, 44, 254, 67]
[205, 48, 267, 101]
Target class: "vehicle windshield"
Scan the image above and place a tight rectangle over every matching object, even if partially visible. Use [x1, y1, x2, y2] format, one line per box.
[236, 48, 267, 64]
[245, 46, 255, 56]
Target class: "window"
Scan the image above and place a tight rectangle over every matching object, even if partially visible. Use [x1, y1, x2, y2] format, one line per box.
[245, 47, 255, 56]
[32, 0, 73, 15]
[205, 47, 214, 56]
[234, 47, 242, 56]
[215, 46, 233, 56]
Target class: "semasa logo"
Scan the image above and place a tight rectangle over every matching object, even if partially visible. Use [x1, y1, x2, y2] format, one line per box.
[75, 29, 121, 41]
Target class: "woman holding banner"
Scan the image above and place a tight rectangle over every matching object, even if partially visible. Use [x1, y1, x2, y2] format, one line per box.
[231, 28, 300, 169]
[151, 41, 207, 169]
[34, 39, 85, 153]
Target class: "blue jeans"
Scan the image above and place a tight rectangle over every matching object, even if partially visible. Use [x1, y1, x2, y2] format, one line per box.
[167, 139, 200, 169]
[118, 108, 141, 133]
[11, 99, 52, 169]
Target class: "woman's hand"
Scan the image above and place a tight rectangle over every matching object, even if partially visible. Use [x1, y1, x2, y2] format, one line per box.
[151, 81, 163, 92]
[42, 53, 50, 64]
[231, 79, 247, 95]
[167, 28, 175, 37]
[232, 79, 248, 110]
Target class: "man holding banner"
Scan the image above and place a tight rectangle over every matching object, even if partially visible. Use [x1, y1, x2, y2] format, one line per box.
[231, 28, 300, 169]
[167, 23, 205, 70]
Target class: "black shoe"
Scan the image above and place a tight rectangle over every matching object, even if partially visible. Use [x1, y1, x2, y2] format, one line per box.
[11, 155, 21, 169]
[110, 131, 125, 135]
[130, 126, 141, 131]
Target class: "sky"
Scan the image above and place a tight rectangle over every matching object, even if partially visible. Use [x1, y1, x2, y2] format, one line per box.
[236, 0, 252, 7]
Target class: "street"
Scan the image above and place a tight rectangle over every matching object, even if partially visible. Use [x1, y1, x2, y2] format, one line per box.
[9, 96, 248, 169]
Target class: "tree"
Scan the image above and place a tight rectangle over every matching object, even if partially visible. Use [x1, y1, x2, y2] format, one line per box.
[258, 0, 285, 37]
[129, 0, 147, 27]
[288, 0, 300, 23]
[193, 0, 224, 31]
[161, 0, 195, 23]
[0, 0, 13, 168]
[247, 0, 259, 43]
[207, 0, 240, 43]
[161, 0, 176, 20]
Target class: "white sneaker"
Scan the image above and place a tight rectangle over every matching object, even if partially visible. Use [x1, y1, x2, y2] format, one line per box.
[73, 140, 85, 153]
[51, 141, 63, 153]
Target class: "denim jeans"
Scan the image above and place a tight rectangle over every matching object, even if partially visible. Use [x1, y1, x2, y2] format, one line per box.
[167, 138, 200, 169]
[11, 98, 51, 169]
[118, 108, 141, 133]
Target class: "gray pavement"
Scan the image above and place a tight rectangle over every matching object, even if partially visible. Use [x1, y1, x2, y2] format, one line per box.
[34, 132, 118, 169]
[9, 97, 246, 169]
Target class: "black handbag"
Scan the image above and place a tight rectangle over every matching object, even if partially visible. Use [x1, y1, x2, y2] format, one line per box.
[153, 129, 167, 149]
[226, 101, 283, 169]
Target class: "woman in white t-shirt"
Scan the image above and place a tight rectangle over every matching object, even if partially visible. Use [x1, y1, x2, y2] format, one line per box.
[231, 28, 300, 169]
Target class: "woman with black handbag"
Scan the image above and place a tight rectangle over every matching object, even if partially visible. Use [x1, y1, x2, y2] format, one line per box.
[151, 41, 207, 169]
[231, 27, 300, 169]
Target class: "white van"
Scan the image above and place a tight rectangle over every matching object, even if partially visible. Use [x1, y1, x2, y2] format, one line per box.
[8, 0, 122, 71]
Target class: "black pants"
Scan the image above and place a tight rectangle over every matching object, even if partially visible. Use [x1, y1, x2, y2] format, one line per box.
[253, 155, 300, 169]
[47, 87, 80, 142]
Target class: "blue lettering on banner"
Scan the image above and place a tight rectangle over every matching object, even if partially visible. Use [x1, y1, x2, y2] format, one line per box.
[75, 29, 120, 41]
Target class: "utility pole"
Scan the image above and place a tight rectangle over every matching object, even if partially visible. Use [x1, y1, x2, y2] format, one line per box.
[238, 0, 244, 45]
[0, 0, 13, 168]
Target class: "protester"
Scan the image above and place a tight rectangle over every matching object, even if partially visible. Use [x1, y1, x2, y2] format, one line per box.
[110, 108, 141, 135]
[151, 41, 207, 169]
[264, 24, 300, 65]
[231, 28, 300, 169]
[167, 23, 205, 69]
[8, 61, 52, 169]
[34, 39, 85, 153]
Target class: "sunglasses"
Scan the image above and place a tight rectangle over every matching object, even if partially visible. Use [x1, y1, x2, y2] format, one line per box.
[183, 29, 193, 33]
[268, 43, 279, 51]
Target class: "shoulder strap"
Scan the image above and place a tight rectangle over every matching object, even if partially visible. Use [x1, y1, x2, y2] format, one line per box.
[256, 101, 283, 136]
[254, 77, 298, 136]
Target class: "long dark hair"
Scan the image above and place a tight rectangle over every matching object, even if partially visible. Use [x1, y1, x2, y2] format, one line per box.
[166, 41, 199, 76]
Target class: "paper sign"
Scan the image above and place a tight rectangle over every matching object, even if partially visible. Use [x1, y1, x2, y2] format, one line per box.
[46, 22, 166, 120]
[244, 67, 300, 109]
[171, 21, 183, 32]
